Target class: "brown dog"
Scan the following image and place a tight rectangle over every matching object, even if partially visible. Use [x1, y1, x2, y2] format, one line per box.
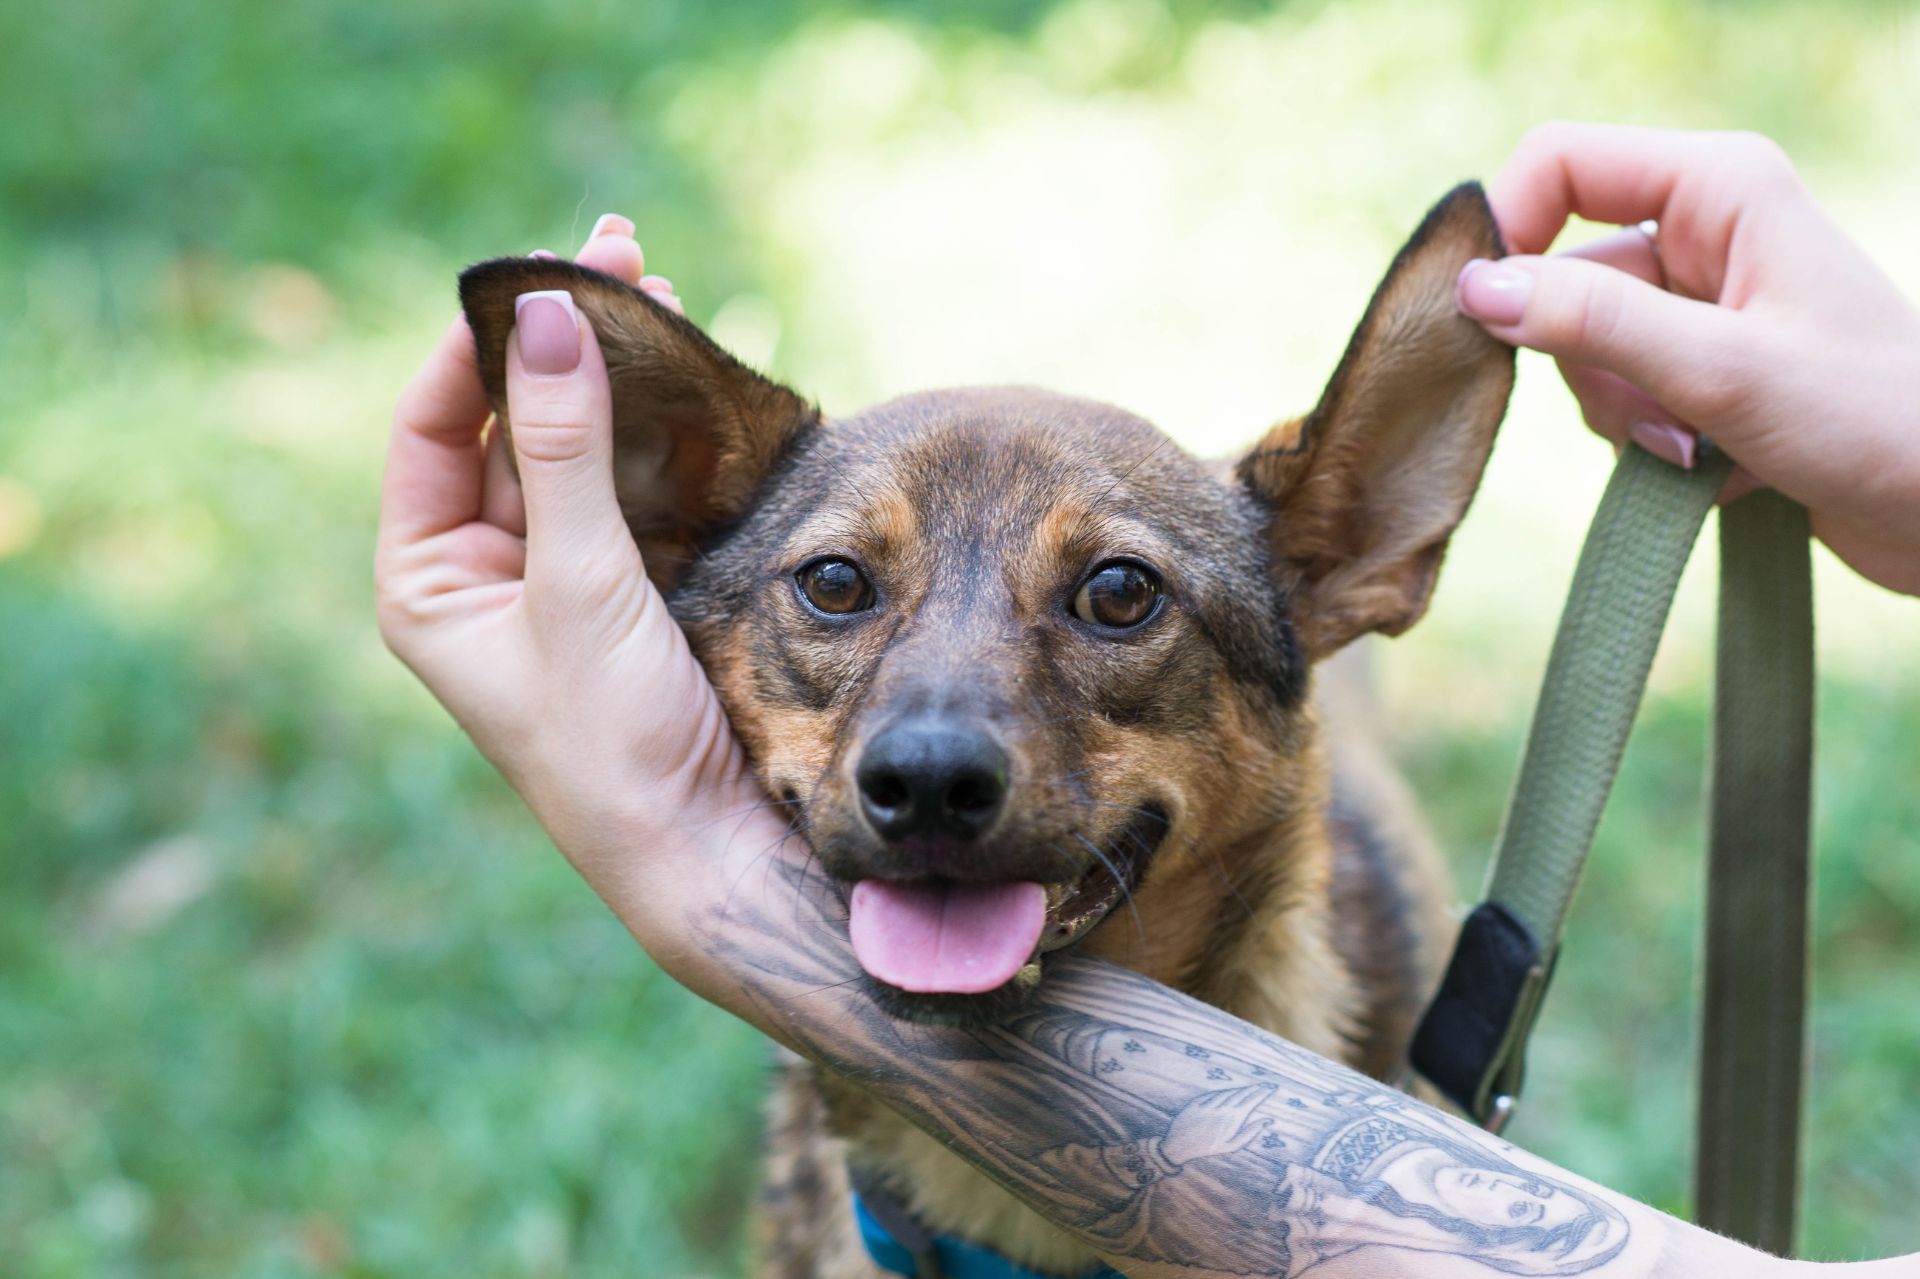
[460, 183, 1513, 1277]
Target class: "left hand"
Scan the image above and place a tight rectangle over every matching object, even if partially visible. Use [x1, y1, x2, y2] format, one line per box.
[374, 215, 790, 994]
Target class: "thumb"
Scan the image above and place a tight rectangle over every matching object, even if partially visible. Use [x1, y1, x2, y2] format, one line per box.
[504, 290, 644, 590]
[1457, 255, 1757, 431]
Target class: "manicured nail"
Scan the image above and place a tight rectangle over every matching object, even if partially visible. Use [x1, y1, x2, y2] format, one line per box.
[1629, 420, 1697, 469]
[590, 213, 635, 239]
[528, 249, 559, 260]
[1456, 258, 1533, 327]
[514, 291, 580, 376]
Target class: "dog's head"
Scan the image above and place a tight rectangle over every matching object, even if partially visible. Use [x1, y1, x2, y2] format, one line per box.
[462, 184, 1513, 1022]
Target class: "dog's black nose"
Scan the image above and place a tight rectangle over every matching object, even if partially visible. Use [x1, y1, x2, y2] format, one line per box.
[856, 718, 1009, 843]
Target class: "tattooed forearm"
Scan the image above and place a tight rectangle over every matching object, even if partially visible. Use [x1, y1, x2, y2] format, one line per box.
[707, 856, 1791, 1279]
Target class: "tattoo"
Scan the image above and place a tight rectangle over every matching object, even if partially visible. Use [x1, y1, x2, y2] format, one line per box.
[714, 857, 1636, 1278]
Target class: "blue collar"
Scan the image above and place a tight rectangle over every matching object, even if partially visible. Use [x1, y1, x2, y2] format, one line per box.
[852, 1189, 1125, 1279]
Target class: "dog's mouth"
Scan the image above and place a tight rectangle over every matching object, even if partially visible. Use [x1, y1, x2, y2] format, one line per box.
[842, 807, 1165, 1020]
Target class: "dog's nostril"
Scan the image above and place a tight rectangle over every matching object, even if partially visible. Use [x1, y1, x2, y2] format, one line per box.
[863, 771, 911, 813]
[946, 772, 1000, 817]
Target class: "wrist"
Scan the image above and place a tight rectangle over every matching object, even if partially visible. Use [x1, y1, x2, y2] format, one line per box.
[577, 782, 810, 1028]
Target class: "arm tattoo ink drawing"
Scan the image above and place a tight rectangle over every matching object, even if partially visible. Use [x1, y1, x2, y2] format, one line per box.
[987, 1009, 1627, 1275]
[714, 860, 1636, 1278]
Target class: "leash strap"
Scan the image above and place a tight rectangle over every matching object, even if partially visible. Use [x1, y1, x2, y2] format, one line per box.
[1409, 443, 1814, 1252]
[1412, 443, 1733, 1121]
[1696, 490, 1814, 1254]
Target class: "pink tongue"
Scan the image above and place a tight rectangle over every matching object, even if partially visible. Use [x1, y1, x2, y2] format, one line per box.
[848, 880, 1048, 994]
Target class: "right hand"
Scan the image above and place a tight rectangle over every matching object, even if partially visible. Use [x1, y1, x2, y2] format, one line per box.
[1455, 122, 1920, 596]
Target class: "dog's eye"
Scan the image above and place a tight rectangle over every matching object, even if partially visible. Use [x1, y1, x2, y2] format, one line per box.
[797, 557, 874, 615]
[1072, 561, 1161, 629]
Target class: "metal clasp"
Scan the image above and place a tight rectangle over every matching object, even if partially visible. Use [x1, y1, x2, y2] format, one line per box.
[1484, 1093, 1517, 1137]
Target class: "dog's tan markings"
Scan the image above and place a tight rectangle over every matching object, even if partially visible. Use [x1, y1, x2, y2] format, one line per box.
[853, 481, 920, 568]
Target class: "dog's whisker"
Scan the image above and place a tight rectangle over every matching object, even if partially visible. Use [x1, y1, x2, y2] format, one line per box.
[1075, 797, 1173, 834]
[789, 828, 832, 925]
[720, 813, 815, 924]
[1208, 852, 1260, 924]
[698, 791, 802, 852]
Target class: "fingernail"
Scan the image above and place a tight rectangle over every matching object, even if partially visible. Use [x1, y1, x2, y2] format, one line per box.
[514, 291, 581, 376]
[639, 274, 674, 293]
[590, 213, 635, 239]
[1629, 420, 1697, 469]
[1456, 258, 1533, 327]
[528, 248, 559, 260]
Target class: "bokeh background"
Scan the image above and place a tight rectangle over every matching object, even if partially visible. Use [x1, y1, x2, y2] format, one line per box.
[5, 0, 1919, 1273]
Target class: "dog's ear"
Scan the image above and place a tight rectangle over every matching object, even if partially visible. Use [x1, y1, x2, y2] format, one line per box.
[1236, 182, 1515, 662]
[459, 258, 819, 589]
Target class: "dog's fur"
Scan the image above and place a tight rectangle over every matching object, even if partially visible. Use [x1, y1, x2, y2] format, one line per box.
[461, 183, 1514, 1278]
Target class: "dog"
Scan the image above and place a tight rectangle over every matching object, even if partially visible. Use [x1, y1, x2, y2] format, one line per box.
[459, 182, 1514, 1277]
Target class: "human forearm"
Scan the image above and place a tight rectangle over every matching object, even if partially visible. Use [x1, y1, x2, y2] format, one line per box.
[684, 843, 1803, 1279]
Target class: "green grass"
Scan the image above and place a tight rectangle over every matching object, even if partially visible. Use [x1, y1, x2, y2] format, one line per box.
[4, 0, 1919, 1272]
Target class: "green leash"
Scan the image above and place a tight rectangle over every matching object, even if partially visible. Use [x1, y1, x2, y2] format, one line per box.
[1699, 487, 1814, 1253]
[1411, 443, 1815, 1256]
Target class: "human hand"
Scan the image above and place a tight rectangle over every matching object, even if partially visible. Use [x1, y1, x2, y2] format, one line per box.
[1456, 122, 1920, 595]
[1159, 1085, 1275, 1167]
[374, 215, 791, 994]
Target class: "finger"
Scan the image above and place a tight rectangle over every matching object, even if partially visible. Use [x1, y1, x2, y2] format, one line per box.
[573, 212, 645, 285]
[1456, 254, 1756, 429]
[1722, 467, 1764, 504]
[380, 315, 491, 545]
[1558, 359, 1760, 493]
[642, 275, 685, 315]
[1561, 226, 1665, 288]
[503, 290, 644, 586]
[479, 418, 528, 536]
[583, 211, 635, 248]
[1490, 122, 1790, 256]
[1548, 226, 1682, 444]
[1557, 361, 1673, 450]
[414, 522, 530, 594]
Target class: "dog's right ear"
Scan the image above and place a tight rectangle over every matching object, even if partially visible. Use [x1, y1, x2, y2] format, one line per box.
[459, 258, 819, 589]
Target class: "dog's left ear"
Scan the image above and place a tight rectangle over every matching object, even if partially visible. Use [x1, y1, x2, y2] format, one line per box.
[1236, 182, 1515, 662]
[459, 257, 819, 590]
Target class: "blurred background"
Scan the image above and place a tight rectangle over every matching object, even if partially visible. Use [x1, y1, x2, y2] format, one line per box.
[4, 0, 1918, 1273]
